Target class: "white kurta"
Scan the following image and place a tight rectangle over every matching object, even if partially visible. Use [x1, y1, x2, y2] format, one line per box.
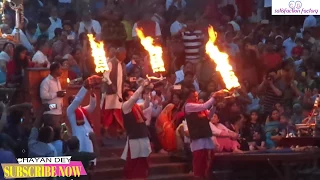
[67, 87, 96, 154]
[101, 60, 123, 110]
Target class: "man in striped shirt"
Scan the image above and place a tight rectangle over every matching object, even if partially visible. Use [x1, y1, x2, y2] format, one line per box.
[182, 16, 204, 64]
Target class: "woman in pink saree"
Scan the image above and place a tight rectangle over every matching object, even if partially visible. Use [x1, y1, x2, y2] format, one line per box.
[156, 93, 183, 152]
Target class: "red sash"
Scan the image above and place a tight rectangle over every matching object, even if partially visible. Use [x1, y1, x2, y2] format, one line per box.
[75, 107, 94, 128]
[132, 104, 147, 123]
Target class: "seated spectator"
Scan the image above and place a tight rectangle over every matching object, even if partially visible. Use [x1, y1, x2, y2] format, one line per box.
[48, 7, 63, 40]
[25, 21, 38, 45]
[245, 111, 265, 150]
[50, 127, 67, 156]
[78, 11, 102, 40]
[6, 45, 30, 87]
[32, 39, 50, 68]
[0, 42, 14, 84]
[65, 136, 97, 174]
[209, 113, 241, 152]
[63, 22, 76, 44]
[35, 17, 52, 40]
[265, 109, 281, 149]
[52, 30, 73, 58]
[28, 106, 57, 157]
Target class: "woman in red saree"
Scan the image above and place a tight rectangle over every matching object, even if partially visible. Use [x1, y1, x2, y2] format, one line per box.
[156, 92, 184, 152]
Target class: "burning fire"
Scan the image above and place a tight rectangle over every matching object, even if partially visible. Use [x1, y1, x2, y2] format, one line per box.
[67, 78, 70, 83]
[205, 26, 240, 90]
[136, 28, 165, 73]
[87, 34, 109, 73]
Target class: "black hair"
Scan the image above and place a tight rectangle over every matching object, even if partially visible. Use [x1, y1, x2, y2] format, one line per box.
[2, 42, 14, 51]
[50, 62, 61, 73]
[67, 136, 80, 151]
[281, 60, 294, 70]
[269, 108, 279, 120]
[54, 28, 63, 37]
[38, 17, 51, 26]
[13, 45, 28, 68]
[26, 21, 37, 31]
[122, 89, 134, 101]
[38, 126, 53, 143]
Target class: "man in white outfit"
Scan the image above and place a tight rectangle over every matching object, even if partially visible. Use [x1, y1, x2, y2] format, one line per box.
[67, 76, 99, 160]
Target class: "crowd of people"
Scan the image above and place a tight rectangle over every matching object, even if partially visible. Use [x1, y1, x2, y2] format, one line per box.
[0, 0, 320, 179]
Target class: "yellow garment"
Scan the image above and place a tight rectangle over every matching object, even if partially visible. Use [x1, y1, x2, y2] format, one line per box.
[122, 20, 133, 41]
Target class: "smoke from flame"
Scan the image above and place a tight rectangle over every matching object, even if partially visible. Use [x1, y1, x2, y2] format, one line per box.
[136, 28, 165, 73]
[87, 34, 109, 73]
[205, 26, 240, 90]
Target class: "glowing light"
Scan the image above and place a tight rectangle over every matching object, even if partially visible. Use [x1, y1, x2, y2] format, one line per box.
[205, 26, 240, 90]
[87, 34, 109, 73]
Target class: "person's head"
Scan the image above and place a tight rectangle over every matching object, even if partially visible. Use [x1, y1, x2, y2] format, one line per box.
[71, 48, 82, 61]
[13, 45, 28, 65]
[26, 21, 37, 35]
[289, 26, 297, 38]
[155, 4, 165, 15]
[292, 103, 302, 114]
[210, 113, 220, 125]
[122, 89, 134, 101]
[183, 62, 193, 73]
[229, 101, 241, 113]
[63, 22, 73, 34]
[303, 30, 312, 41]
[38, 126, 54, 143]
[50, 62, 62, 78]
[171, 92, 182, 107]
[123, 81, 131, 91]
[295, 38, 303, 47]
[266, 69, 278, 82]
[224, 31, 233, 43]
[112, 10, 123, 21]
[115, 47, 127, 62]
[301, 47, 311, 61]
[269, 109, 280, 121]
[37, 39, 50, 55]
[54, 28, 63, 39]
[207, 81, 216, 93]
[281, 60, 295, 80]
[50, 6, 58, 19]
[186, 90, 198, 103]
[82, 11, 92, 23]
[250, 110, 259, 122]
[275, 103, 284, 115]
[38, 17, 51, 32]
[79, 32, 88, 43]
[3, 14, 13, 28]
[2, 42, 14, 57]
[0, 24, 11, 34]
[185, 15, 196, 31]
[275, 35, 284, 46]
[67, 136, 80, 152]
[280, 114, 290, 124]
[184, 71, 194, 85]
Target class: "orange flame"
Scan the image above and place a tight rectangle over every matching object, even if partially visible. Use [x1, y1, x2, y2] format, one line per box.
[87, 34, 109, 73]
[205, 26, 240, 90]
[67, 78, 70, 83]
[136, 28, 165, 73]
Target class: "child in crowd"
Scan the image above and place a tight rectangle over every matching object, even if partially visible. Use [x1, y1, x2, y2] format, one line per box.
[245, 111, 265, 150]
[209, 113, 241, 153]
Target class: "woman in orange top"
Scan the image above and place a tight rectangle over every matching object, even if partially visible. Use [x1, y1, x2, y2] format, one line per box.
[156, 92, 184, 152]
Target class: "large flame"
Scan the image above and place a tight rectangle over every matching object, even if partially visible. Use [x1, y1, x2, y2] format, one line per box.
[136, 28, 165, 73]
[87, 34, 109, 73]
[205, 26, 240, 90]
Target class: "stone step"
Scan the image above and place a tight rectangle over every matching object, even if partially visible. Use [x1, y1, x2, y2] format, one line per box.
[96, 153, 176, 169]
[99, 147, 123, 157]
[89, 162, 189, 179]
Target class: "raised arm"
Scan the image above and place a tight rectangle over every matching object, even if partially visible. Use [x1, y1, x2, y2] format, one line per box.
[185, 97, 215, 113]
[67, 87, 88, 113]
[122, 86, 144, 114]
[83, 92, 97, 113]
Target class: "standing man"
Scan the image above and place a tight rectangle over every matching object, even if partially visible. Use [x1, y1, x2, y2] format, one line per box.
[185, 90, 225, 179]
[48, 7, 63, 40]
[40, 62, 65, 129]
[67, 76, 98, 154]
[101, 47, 127, 138]
[121, 78, 152, 180]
